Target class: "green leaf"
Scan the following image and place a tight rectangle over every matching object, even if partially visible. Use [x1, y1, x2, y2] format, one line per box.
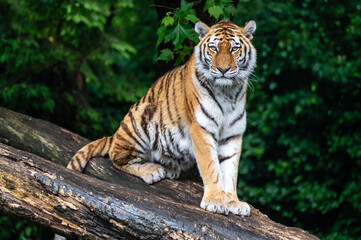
[185, 14, 199, 23]
[156, 25, 166, 47]
[223, 5, 237, 19]
[165, 23, 194, 48]
[175, 45, 191, 66]
[157, 48, 173, 62]
[162, 16, 174, 27]
[203, 0, 215, 11]
[180, 0, 194, 13]
[208, 6, 223, 21]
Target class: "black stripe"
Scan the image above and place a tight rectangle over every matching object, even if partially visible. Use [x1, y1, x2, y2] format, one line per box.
[113, 152, 138, 162]
[238, 37, 247, 64]
[172, 69, 185, 138]
[193, 92, 218, 126]
[219, 153, 237, 163]
[70, 160, 77, 170]
[234, 85, 246, 103]
[245, 46, 252, 70]
[239, 35, 252, 69]
[159, 102, 164, 131]
[141, 94, 146, 104]
[202, 43, 211, 66]
[98, 138, 107, 154]
[114, 142, 145, 155]
[166, 70, 176, 125]
[163, 130, 178, 160]
[157, 75, 165, 96]
[87, 143, 95, 156]
[134, 99, 140, 111]
[79, 150, 86, 160]
[219, 134, 242, 146]
[72, 156, 81, 170]
[152, 123, 159, 150]
[199, 44, 209, 69]
[108, 136, 113, 147]
[166, 129, 180, 156]
[195, 71, 224, 114]
[129, 111, 148, 145]
[185, 96, 193, 115]
[173, 141, 183, 159]
[148, 85, 155, 102]
[230, 110, 245, 127]
[199, 125, 217, 141]
[187, 98, 195, 114]
[140, 115, 150, 142]
[160, 72, 170, 97]
[114, 131, 131, 146]
[141, 104, 157, 142]
[121, 121, 146, 151]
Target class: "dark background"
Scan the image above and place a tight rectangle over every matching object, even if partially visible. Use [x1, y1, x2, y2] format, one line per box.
[0, 0, 360, 239]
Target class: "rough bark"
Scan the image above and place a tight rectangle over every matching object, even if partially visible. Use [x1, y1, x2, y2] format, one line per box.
[0, 107, 319, 240]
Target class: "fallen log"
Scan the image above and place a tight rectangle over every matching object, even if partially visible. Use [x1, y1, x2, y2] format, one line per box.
[0, 107, 319, 239]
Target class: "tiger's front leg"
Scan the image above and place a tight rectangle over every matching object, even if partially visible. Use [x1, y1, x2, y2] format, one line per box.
[219, 136, 250, 216]
[190, 123, 229, 215]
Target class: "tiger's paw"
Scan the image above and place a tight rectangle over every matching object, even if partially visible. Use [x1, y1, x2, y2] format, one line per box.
[228, 200, 251, 216]
[141, 163, 166, 184]
[200, 194, 229, 215]
[165, 168, 181, 179]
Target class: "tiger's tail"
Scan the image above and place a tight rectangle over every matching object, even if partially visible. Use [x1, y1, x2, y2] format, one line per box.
[67, 136, 113, 172]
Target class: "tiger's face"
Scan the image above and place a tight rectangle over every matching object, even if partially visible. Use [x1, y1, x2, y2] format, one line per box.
[194, 20, 256, 87]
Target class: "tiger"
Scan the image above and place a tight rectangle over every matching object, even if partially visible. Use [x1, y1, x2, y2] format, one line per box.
[67, 20, 257, 216]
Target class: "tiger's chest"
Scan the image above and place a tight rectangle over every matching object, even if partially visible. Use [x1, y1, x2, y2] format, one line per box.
[148, 87, 246, 172]
[194, 86, 247, 140]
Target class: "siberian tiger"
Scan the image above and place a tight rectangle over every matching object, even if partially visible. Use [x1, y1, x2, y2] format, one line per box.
[68, 20, 257, 216]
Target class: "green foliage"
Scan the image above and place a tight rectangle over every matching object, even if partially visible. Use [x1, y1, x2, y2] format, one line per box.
[156, 0, 236, 65]
[232, 1, 361, 239]
[204, 0, 236, 20]
[0, 0, 157, 139]
[0, 215, 52, 240]
[158, 48, 174, 63]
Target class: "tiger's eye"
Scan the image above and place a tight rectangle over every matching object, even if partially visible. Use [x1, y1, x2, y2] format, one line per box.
[209, 46, 217, 52]
[231, 47, 240, 52]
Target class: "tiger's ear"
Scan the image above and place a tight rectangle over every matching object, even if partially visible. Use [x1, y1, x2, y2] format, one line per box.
[243, 20, 256, 40]
[195, 21, 210, 39]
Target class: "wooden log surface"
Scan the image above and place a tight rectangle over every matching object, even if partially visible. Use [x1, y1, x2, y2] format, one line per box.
[0, 107, 320, 239]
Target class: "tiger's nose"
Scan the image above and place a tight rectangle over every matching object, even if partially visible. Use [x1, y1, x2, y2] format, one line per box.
[217, 67, 231, 74]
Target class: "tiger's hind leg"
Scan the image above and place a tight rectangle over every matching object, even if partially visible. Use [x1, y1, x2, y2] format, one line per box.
[108, 101, 167, 184]
[108, 135, 166, 184]
[118, 160, 167, 184]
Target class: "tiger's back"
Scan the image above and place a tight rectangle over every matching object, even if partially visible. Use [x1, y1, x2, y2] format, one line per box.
[68, 19, 257, 216]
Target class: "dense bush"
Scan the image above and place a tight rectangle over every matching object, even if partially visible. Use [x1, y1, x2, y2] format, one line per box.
[0, 0, 157, 139]
[1, 0, 360, 239]
[233, 1, 361, 239]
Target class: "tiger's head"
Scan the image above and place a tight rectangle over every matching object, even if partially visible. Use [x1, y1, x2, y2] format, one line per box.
[194, 20, 256, 87]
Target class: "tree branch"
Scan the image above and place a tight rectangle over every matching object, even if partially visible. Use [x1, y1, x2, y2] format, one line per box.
[0, 107, 319, 239]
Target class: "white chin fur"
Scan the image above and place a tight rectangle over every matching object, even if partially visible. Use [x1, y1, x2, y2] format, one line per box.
[214, 78, 234, 86]
[238, 70, 252, 80]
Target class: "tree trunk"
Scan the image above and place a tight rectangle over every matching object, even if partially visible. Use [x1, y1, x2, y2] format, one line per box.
[0, 107, 319, 239]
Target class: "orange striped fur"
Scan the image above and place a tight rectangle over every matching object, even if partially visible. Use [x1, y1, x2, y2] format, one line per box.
[67, 20, 257, 216]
